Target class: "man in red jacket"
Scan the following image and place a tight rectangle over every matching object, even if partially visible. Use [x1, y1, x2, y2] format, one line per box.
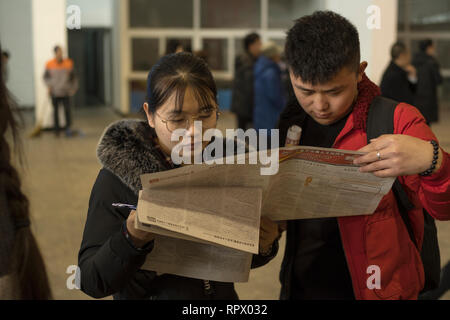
[277, 11, 450, 300]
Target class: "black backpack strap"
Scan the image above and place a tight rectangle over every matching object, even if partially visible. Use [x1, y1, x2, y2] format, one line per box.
[367, 96, 417, 248]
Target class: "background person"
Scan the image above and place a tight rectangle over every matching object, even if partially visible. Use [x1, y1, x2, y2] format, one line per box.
[412, 39, 443, 125]
[380, 41, 417, 105]
[43, 45, 79, 137]
[253, 41, 286, 131]
[231, 32, 262, 130]
[0, 42, 52, 300]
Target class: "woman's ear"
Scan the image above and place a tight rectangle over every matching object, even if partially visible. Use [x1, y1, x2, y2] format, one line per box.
[357, 61, 368, 82]
[143, 103, 155, 128]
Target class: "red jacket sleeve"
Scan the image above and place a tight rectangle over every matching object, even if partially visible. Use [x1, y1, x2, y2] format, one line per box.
[394, 103, 450, 221]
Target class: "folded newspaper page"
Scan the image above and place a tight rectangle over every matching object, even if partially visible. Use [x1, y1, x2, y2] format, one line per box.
[136, 187, 262, 254]
[140, 146, 396, 221]
[262, 147, 396, 220]
[141, 235, 253, 283]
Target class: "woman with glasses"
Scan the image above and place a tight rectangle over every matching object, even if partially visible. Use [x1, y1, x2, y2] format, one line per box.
[78, 53, 281, 300]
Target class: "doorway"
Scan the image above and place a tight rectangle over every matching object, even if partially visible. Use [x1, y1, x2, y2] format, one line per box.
[68, 28, 112, 108]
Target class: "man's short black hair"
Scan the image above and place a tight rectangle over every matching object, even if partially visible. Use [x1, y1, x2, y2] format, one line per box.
[244, 32, 260, 52]
[2, 51, 9, 59]
[54, 45, 61, 54]
[419, 39, 433, 52]
[285, 11, 360, 84]
[390, 41, 407, 60]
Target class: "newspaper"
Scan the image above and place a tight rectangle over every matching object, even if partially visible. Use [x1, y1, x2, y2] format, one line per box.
[141, 235, 253, 283]
[261, 146, 396, 220]
[136, 187, 262, 254]
[140, 146, 396, 221]
[137, 146, 396, 282]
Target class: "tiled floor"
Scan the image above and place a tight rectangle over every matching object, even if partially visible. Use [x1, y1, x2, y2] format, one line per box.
[15, 106, 450, 300]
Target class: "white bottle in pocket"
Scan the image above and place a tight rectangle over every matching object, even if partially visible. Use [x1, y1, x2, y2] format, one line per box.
[285, 125, 302, 147]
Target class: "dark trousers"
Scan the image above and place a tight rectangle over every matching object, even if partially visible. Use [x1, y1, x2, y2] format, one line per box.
[51, 96, 71, 134]
[419, 260, 450, 300]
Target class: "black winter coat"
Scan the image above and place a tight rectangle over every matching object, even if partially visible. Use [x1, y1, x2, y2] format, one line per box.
[231, 53, 256, 120]
[78, 119, 278, 300]
[412, 52, 443, 124]
[380, 61, 415, 106]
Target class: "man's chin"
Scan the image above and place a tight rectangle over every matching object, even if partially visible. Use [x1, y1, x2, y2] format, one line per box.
[312, 116, 335, 126]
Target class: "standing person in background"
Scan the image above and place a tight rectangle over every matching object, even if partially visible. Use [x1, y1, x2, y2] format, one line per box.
[253, 42, 286, 131]
[412, 39, 443, 125]
[380, 41, 417, 105]
[231, 32, 262, 130]
[43, 45, 78, 137]
[0, 42, 52, 300]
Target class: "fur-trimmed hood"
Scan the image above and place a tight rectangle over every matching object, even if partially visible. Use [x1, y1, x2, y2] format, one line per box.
[97, 119, 169, 195]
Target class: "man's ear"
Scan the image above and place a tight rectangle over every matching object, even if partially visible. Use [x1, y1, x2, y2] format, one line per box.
[143, 103, 155, 128]
[357, 61, 368, 82]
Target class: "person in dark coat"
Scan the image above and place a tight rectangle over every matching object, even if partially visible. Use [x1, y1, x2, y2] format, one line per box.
[412, 39, 443, 124]
[231, 33, 262, 130]
[253, 42, 286, 131]
[0, 42, 52, 300]
[78, 53, 281, 300]
[380, 41, 417, 105]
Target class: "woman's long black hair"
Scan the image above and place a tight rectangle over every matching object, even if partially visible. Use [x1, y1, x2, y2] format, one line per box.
[0, 41, 52, 299]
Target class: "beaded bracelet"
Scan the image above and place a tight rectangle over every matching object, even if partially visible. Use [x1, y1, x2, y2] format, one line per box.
[419, 140, 439, 176]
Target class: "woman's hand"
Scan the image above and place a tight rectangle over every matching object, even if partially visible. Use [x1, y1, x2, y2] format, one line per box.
[259, 217, 282, 254]
[126, 210, 155, 248]
[353, 134, 443, 178]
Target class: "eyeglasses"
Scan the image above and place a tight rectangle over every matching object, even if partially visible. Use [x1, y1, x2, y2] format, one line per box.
[155, 108, 221, 133]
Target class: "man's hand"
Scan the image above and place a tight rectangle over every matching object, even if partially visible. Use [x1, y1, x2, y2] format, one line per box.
[354, 134, 443, 178]
[259, 217, 282, 254]
[126, 210, 155, 248]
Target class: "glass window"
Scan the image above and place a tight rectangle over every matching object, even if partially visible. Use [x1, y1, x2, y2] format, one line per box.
[268, 0, 320, 29]
[436, 40, 450, 70]
[409, 0, 450, 31]
[202, 38, 228, 71]
[201, 0, 260, 28]
[129, 0, 193, 28]
[132, 38, 160, 72]
[397, 0, 406, 31]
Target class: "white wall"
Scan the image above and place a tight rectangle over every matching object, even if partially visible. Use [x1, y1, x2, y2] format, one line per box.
[112, 0, 125, 113]
[325, 0, 398, 85]
[66, 0, 113, 27]
[0, 0, 35, 107]
[32, 0, 67, 127]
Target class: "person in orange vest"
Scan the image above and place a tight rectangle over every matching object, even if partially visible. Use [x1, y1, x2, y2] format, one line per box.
[43, 45, 78, 137]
